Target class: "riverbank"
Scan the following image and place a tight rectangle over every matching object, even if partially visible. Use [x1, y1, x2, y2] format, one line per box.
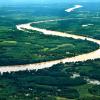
[0, 19, 99, 73]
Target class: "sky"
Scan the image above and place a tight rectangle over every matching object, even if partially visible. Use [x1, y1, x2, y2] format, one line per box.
[0, 0, 100, 4]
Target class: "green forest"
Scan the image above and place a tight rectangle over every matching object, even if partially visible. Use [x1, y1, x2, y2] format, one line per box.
[0, 2, 100, 100]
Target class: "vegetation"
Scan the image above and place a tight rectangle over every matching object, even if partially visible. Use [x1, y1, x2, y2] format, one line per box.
[0, 28, 98, 66]
[31, 18, 100, 39]
[88, 85, 100, 96]
[0, 59, 100, 100]
[0, 2, 100, 100]
[0, 5, 99, 66]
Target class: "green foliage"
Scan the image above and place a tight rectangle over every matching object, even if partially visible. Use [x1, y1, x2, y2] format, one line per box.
[0, 2, 100, 100]
[88, 85, 100, 96]
[78, 96, 100, 100]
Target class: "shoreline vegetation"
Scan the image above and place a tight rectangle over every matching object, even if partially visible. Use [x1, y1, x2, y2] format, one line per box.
[0, 2, 100, 100]
[0, 19, 99, 73]
[0, 59, 100, 100]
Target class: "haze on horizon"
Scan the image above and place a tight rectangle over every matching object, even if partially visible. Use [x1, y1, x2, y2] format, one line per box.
[0, 0, 100, 4]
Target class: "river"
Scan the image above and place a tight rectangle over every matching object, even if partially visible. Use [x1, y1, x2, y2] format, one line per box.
[0, 18, 100, 74]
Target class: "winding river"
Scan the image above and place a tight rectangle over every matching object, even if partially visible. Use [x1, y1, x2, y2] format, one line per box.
[0, 18, 100, 74]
